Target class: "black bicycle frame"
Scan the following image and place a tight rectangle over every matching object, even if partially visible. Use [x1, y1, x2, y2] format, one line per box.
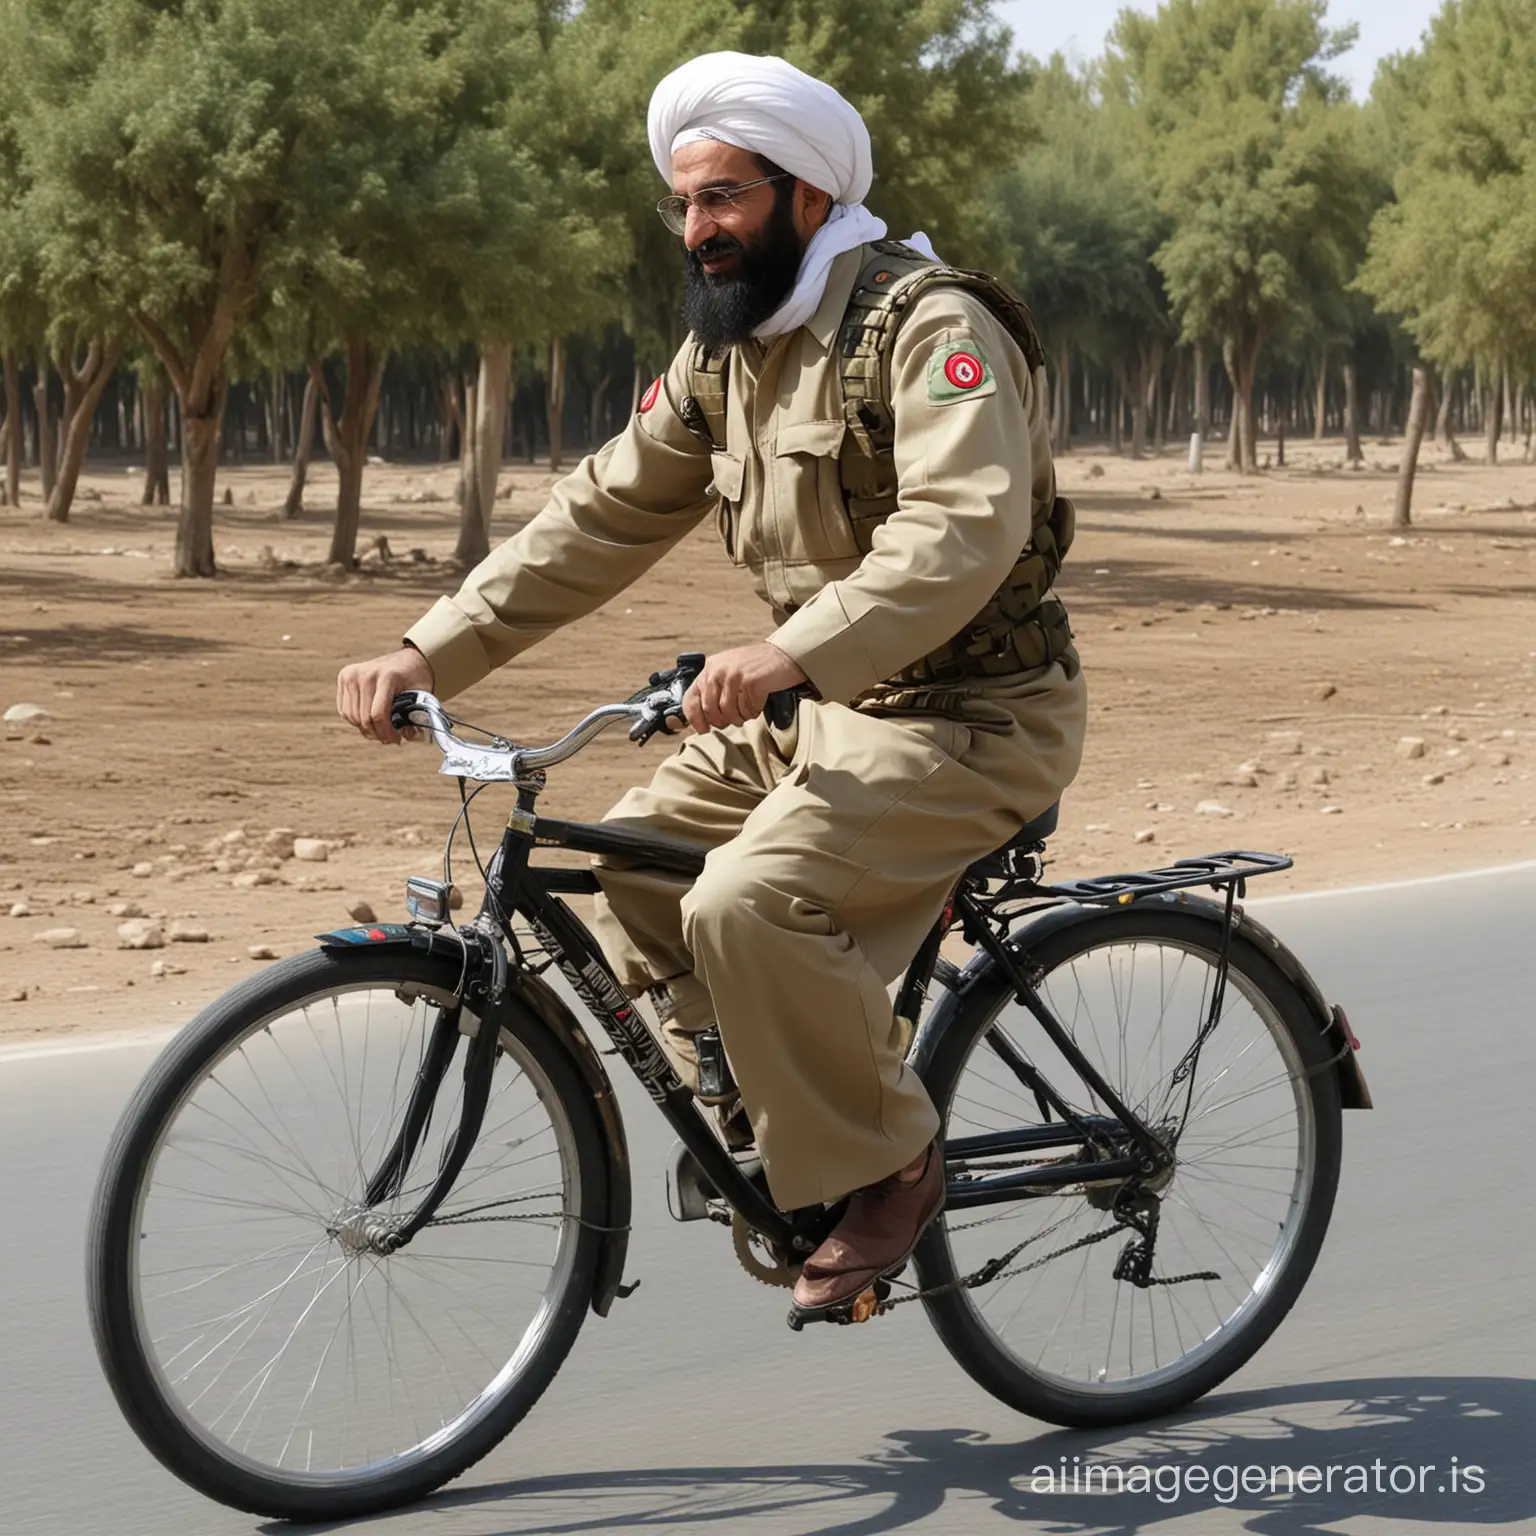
[423, 789, 1177, 1251]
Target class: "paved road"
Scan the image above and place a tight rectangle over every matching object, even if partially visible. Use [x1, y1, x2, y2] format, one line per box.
[3, 865, 1533, 1536]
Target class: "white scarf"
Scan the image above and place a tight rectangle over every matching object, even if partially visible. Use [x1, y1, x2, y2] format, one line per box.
[754, 211, 938, 338]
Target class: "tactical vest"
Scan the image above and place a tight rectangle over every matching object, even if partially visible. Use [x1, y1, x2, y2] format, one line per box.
[681, 240, 1076, 691]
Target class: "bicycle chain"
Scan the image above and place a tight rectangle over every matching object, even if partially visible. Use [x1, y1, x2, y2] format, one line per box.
[426, 1191, 629, 1234]
[875, 1206, 1217, 1316]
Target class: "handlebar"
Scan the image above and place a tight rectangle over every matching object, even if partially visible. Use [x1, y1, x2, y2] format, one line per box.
[389, 653, 815, 784]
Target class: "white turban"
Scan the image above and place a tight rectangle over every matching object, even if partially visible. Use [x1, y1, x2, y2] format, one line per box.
[647, 52, 872, 206]
[647, 52, 937, 338]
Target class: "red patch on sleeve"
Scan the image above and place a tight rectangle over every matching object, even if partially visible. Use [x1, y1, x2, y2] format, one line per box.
[943, 351, 985, 390]
[639, 377, 663, 413]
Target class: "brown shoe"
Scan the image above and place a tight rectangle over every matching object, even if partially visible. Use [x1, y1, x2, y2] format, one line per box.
[791, 1141, 945, 1314]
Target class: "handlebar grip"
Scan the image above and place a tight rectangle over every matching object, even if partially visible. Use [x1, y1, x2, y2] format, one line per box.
[764, 684, 815, 731]
[389, 693, 421, 732]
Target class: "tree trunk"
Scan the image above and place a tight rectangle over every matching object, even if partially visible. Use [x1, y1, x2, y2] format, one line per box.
[546, 336, 567, 472]
[1228, 333, 1262, 474]
[1, 349, 20, 507]
[1502, 364, 1515, 444]
[1342, 361, 1362, 465]
[266, 374, 286, 464]
[439, 372, 462, 461]
[1054, 338, 1071, 452]
[35, 363, 57, 502]
[141, 380, 171, 504]
[1483, 375, 1502, 465]
[174, 376, 227, 578]
[1313, 351, 1327, 441]
[473, 342, 512, 534]
[1221, 338, 1240, 469]
[1131, 342, 1161, 460]
[46, 342, 121, 523]
[1393, 366, 1431, 528]
[589, 368, 613, 449]
[631, 358, 644, 416]
[283, 373, 319, 519]
[1111, 363, 1125, 455]
[1162, 347, 1183, 445]
[1190, 339, 1207, 473]
[454, 364, 485, 567]
[316, 339, 387, 567]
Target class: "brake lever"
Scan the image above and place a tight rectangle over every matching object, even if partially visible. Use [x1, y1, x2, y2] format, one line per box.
[764, 684, 816, 731]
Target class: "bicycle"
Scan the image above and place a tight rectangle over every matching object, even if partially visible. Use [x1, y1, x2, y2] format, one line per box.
[87, 653, 1372, 1522]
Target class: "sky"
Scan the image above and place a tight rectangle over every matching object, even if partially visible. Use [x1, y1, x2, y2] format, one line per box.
[995, 0, 1443, 99]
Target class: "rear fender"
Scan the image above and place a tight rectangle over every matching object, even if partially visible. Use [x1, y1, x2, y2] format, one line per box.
[315, 923, 635, 1311]
[914, 894, 1371, 1109]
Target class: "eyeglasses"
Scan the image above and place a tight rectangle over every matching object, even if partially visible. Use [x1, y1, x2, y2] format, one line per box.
[656, 174, 790, 235]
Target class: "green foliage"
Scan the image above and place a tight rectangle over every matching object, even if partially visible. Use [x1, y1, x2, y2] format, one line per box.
[1104, 0, 1367, 354]
[1358, 0, 1536, 372]
[993, 57, 1169, 361]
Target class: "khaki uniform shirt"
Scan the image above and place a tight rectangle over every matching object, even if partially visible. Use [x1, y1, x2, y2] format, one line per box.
[406, 243, 1059, 707]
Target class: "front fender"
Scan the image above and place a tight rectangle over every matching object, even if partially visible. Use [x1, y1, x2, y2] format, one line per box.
[913, 894, 1370, 1110]
[316, 923, 635, 1312]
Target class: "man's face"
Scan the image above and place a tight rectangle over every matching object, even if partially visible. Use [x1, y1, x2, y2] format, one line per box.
[671, 141, 826, 349]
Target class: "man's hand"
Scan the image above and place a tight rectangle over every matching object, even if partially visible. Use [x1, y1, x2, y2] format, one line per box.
[682, 642, 807, 734]
[337, 646, 435, 745]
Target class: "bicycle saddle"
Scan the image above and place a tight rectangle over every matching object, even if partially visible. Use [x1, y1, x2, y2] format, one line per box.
[966, 802, 1059, 878]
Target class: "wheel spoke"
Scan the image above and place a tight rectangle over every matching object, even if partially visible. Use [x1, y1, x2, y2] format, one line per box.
[933, 929, 1321, 1398]
[120, 970, 584, 1484]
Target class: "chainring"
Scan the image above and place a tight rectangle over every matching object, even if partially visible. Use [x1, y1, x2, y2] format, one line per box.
[731, 1213, 800, 1289]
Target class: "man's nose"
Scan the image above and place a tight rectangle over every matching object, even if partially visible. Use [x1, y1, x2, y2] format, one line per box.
[684, 201, 720, 248]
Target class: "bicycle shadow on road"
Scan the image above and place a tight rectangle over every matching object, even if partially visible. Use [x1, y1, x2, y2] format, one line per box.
[271, 1374, 1532, 1536]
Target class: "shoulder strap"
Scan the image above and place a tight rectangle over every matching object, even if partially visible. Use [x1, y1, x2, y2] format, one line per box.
[839, 241, 1048, 457]
[681, 342, 728, 448]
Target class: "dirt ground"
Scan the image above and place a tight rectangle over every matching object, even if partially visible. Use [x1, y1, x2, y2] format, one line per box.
[2, 435, 1533, 1042]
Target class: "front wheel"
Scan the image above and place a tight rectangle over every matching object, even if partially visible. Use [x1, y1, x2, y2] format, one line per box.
[915, 905, 1343, 1427]
[87, 946, 609, 1521]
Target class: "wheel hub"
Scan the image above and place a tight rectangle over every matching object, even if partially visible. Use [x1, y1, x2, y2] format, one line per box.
[327, 1204, 404, 1257]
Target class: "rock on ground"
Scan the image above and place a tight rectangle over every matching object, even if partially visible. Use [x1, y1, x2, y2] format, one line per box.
[292, 838, 329, 863]
[117, 919, 165, 950]
[34, 927, 86, 948]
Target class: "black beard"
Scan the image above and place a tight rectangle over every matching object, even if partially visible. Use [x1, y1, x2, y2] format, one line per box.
[681, 189, 804, 350]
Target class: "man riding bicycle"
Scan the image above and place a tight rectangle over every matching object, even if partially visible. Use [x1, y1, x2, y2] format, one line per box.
[338, 51, 1087, 1319]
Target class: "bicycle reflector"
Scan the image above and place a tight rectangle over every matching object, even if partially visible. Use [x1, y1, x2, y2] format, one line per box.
[406, 877, 453, 927]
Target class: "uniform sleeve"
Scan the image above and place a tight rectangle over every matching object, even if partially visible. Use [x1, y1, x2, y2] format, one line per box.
[767, 290, 1053, 704]
[405, 342, 714, 699]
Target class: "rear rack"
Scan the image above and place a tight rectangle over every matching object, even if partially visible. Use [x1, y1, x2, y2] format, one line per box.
[1043, 851, 1293, 906]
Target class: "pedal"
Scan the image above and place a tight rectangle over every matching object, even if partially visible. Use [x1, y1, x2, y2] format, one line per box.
[665, 1143, 719, 1222]
[785, 1277, 892, 1332]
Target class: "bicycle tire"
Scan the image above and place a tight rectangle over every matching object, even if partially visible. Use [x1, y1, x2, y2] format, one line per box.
[914, 904, 1344, 1427]
[87, 946, 609, 1521]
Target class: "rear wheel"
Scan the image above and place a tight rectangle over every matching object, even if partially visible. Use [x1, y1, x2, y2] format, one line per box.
[88, 946, 608, 1521]
[915, 906, 1343, 1427]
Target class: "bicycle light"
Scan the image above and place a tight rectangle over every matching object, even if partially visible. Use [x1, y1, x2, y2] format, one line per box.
[406, 876, 453, 927]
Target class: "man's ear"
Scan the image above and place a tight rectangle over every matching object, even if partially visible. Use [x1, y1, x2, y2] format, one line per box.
[798, 180, 833, 233]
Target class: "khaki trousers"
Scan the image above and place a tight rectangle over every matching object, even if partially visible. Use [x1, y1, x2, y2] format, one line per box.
[590, 661, 1087, 1210]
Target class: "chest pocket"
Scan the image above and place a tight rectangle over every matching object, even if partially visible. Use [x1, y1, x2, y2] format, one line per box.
[708, 450, 745, 565]
[772, 418, 860, 564]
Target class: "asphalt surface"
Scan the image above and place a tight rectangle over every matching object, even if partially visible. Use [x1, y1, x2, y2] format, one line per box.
[2, 863, 1533, 1536]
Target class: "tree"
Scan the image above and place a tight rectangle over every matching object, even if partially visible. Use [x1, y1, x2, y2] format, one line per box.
[1358, 0, 1536, 475]
[1104, 0, 1366, 471]
[11, 0, 579, 573]
[993, 58, 1170, 453]
[0, 47, 42, 508]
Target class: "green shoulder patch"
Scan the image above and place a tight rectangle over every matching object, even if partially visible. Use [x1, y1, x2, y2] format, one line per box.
[927, 339, 996, 406]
